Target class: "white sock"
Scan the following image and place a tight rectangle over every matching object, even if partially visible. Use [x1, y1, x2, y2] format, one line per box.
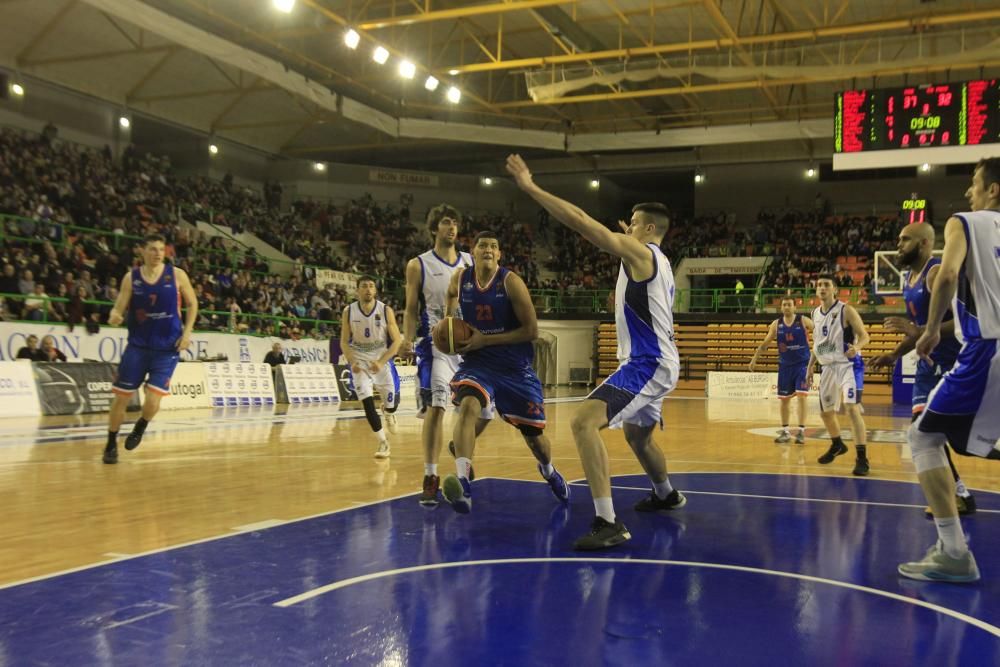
[652, 477, 674, 500]
[934, 517, 968, 558]
[956, 480, 969, 497]
[539, 462, 554, 478]
[781, 426, 789, 432]
[593, 497, 615, 523]
[424, 463, 438, 476]
[456, 457, 472, 480]
[374, 429, 386, 443]
[798, 425, 806, 434]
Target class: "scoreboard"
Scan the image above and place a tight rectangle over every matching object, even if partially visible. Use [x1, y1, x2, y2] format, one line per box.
[901, 196, 929, 224]
[835, 79, 999, 153]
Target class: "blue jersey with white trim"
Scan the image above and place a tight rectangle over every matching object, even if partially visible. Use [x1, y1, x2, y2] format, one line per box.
[614, 244, 679, 365]
[127, 263, 182, 351]
[902, 258, 960, 368]
[457, 265, 533, 370]
[952, 210, 1000, 341]
[776, 314, 810, 366]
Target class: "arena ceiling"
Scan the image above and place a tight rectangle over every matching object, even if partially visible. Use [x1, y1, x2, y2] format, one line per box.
[2, 0, 999, 173]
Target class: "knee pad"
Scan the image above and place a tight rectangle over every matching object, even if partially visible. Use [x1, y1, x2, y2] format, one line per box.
[361, 396, 382, 431]
[908, 423, 948, 474]
[516, 424, 544, 438]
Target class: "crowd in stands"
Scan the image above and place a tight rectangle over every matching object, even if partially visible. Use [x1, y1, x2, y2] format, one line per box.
[2, 121, 911, 338]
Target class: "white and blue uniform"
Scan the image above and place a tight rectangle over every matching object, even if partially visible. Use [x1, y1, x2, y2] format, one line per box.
[589, 243, 679, 429]
[414, 249, 473, 410]
[812, 301, 861, 411]
[347, 300, 399, 409]
[917, 209, 1000, 458]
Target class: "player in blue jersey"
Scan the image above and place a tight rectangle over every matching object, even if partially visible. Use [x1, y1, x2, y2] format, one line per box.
[508, 154, 685, 551]
[898, 158, 1000, 583]
[749, 297, 814, 444]
[871, 222, 974, 517]
[103, 234, 198, 464]
[440, 230, 570, 513]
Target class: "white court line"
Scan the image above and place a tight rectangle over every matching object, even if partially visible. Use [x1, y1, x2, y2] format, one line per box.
[580, 483, 1000, 513]
[101, 603, 179, 630]
[0, 478, 491, 592]
[270, 557, 1000, 638]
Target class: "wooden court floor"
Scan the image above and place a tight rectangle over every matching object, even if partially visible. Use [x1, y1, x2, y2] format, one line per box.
[2, 389, 999, 587]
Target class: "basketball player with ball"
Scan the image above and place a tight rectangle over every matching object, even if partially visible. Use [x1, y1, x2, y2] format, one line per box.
[435, 230, 570, 514]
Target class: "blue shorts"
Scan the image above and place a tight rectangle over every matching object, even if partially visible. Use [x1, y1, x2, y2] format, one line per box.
[777, 363, 809, 398]
[912, 358, 950, 414]
[917, 339, 1000, 458]
[113, 344, 180, 396]
[451, 363, 545, 430]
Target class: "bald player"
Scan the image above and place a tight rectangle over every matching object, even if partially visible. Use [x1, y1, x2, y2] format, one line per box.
[871, 222, 974, 516]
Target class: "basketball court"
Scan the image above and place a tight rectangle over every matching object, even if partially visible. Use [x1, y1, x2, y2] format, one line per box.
[3, 392, 999, 664]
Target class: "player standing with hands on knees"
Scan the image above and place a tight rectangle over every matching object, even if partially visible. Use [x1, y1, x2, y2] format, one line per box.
[507, 154, 685, 550]
[103, 234, 198, 464]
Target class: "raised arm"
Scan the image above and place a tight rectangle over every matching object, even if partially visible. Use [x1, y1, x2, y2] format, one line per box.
[749, 320, 778, 372]
[401, 257, 422, 353]
[506, 154, 653, 274]
[108, 270, 132, 326]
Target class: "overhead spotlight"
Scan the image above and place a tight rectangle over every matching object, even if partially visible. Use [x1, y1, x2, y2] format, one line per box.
[344, 29, 360, 50]
[372, 46, 389, 65]
[424, 75, 439, 91]
[208, 143, 219, 155]
[314, 162, 326, 172]
[482, 177, 493, 186]
[805, 167, 816, 178]
[446, 86, 461, 104]
[694, 170, 705, 184]
[11, 83, 24, 96]
[119, 116, 131, 129]
[589, 178, 600, 190]
[920, 163, 931, 172]
[398, 60, 416, 80]
[272, 0, 295, 13]
[448, 69, 460, 76]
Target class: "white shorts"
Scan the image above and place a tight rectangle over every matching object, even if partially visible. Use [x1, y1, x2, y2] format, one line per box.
[351, 360, 400, 409]
[589, 358, 678, 429]
[416, 343, 493, 419]
[818, 362, 859, 413]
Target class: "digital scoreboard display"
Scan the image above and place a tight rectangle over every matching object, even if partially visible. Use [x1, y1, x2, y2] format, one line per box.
[901, 196, 930, 224]
[835, 79, 1000, 153]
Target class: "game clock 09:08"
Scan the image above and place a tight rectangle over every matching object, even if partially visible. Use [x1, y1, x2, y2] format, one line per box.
[835, 79, 999, 153]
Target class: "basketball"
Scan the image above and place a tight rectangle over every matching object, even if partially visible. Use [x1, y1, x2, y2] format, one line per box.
[432, 317, 475, 355]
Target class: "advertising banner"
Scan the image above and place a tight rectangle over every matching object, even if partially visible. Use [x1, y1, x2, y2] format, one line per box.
[0, 361, 42, 417]
[707, 371, 820, 400]
[157, 362, 211, 410]
[32, 362, 139, 415]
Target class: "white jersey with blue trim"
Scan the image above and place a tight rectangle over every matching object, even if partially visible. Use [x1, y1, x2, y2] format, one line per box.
[614, 243, 679, 365]
[416, 249, 473, 341]
[348, 300, 391, 362]
[952, 209, 1000, 341]
[812, 301, 854, 366]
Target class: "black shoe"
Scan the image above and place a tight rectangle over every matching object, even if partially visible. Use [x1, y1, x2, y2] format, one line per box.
[634, 489, 687, 513]
[573, 517, 631, 551]
[817, 442, 848, 464]
[448, 441, 475, 481]
[852, 456, 870, 476]
[102, 445, 118, 464]
[419, 474, 440, 508]
[124, 427, 145, 451]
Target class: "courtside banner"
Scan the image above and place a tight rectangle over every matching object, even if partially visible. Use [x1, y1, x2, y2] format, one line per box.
[276, 364, 338, 404]
[32, 362, 139, 415]
[707, 371, 819, 400]
[158, 363, 210, 410]
[0, 361, 42, 417]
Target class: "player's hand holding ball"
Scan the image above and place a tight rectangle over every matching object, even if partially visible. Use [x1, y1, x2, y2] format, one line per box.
[432, 317, 478, 355]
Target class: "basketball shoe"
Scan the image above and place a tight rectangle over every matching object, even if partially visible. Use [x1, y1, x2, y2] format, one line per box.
[374, 440, 390, 459]
[442, 474, 472, 514]
[898, 541, 980, 583]
[539, 465, 569, 502]
[448, 441, 475, 481]
[419, 474, 440, 508]
[817, 441, 848, 464]
[634, 489, 687, 513]
[573, 517, 631, 550]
